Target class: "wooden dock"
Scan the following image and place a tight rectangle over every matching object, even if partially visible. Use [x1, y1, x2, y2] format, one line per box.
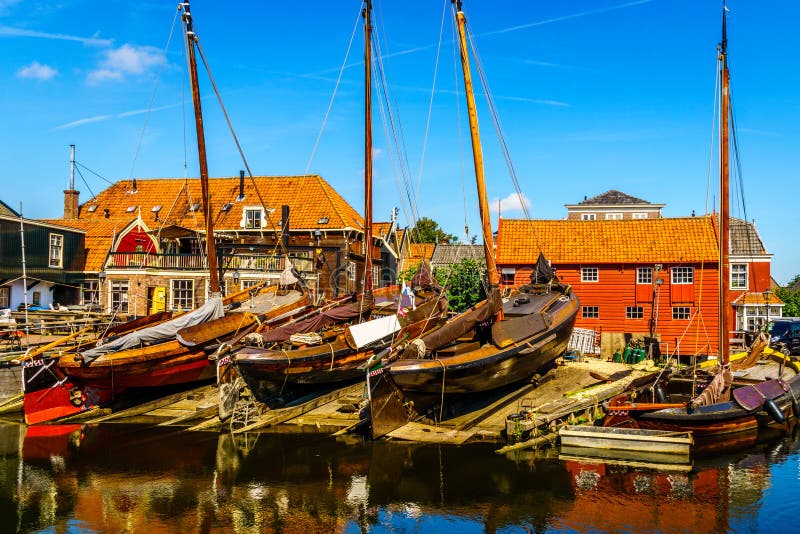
[10, 358, 655, 453]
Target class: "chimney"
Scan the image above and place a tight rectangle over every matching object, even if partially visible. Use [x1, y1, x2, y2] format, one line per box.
[237, 170, 245, 201]
[64, 144, 80, 219]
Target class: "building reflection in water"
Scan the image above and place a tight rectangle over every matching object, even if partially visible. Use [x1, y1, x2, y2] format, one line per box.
[0, 420, 797, 533]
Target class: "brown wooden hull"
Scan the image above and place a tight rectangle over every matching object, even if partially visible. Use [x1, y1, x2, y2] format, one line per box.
[234, 295, 448, 405]
[604, 374, 800, 439]
[386, 291, 578, 395]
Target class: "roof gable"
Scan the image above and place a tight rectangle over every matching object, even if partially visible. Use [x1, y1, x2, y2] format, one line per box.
[0, 200, 19, 217]
[576, 189, 651, 206]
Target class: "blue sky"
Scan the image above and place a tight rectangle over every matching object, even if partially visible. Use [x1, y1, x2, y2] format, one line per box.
[2, 1, 798, 283]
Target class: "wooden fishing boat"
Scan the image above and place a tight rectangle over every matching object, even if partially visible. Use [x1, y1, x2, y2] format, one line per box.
[602, 4, 800, 438]
[368, 1, 578, 438]
[21, 1, 309, 425]
[229, 2, 448, 408]
[234, 286, 447, 406]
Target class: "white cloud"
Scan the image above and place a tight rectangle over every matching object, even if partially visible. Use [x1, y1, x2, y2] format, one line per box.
[490, 192, 531, 215]
[0, 25, 112, 46]
[87, 44, 164, 84]
[17, 60, 57, 80]
[87, 68, 122, 84]
[54, 114, 114, 130]
[372, 147, 384, 159]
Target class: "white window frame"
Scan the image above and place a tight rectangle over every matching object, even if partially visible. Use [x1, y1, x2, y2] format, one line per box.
[731, 263, 748, 290]
[373, 265, 381, 287]
[241, 279, 261, 290]
[82, 280, 100, 306]
[49, 233, 64, 268]
[671, 266, 694, 285]
[605, 213, 623, 220]
[581, 267, 599, 283]
[626, 306, 644, 319]
[632, 212, 648, 219]
[170, 279, 195, 311]
[637, 267, 653, 285]
[582, 306, 599, 319]
[501, 267, 516, 285]
[672, 306, 691, 320]
[110, 280, 129, 313]
[240, 207, 266, 230]
[581, 213, 596, 221]
[347, 261, 357, 283]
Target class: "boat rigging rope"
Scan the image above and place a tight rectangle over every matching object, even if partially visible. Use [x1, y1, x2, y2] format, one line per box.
[193, 40, 292, 263]
[413, 0, 449, 206]
[704, 55, 720, 215]
[127, 6, 180, 181]
[374, 8, 416, 220]
[304, 7, 362, 175]
[371, 19, 421, 236]
[466, 22, 546, 254]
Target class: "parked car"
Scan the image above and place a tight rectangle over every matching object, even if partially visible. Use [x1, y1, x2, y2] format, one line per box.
[769, 318, 800, 355]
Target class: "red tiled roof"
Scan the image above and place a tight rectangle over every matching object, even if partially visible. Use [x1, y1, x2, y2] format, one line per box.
[497, 216, 719, 265]
[732, 292, 785, 306]
[71, 176, 362, 232]
[408, 243, 436, 261]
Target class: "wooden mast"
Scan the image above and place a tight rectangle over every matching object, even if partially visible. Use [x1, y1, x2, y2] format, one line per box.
[182, 1, 220, 294]
[719, 4, 730, 364]
[363, 0, 374, 293]
[454, 1, 499, 289]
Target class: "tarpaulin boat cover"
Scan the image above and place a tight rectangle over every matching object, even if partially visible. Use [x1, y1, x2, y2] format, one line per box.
[257, 293, 374, 344]
[531, 253, 554, 285]
[402, 287, 501, 357]
[79, 296, 224, 363]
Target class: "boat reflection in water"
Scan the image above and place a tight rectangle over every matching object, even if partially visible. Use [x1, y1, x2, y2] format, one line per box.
[0, 420, 798, 532]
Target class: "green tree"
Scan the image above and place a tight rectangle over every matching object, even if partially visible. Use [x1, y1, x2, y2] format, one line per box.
[776, 285, 800, 318]
[433, 258, 486, 313]
[408, 216, 458, 244]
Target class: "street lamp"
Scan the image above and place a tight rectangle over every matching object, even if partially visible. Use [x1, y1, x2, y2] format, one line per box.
[97, 271, 106, 313]
[232, 269, 240, 290]
[764, 289, 773, 332]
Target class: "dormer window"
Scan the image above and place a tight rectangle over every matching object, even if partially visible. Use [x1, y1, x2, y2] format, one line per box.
[188, 203, 201, 212]
[87, 205, 98, 213]
[151, 205, 162, 213]
[318, 217, 329, 225]
[126, 206, 136, 213]
[221, 203, 232, 212]
[241, 207, 266, 229]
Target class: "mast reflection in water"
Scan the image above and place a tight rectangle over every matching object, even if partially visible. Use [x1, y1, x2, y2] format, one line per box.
[0, 421, 798, 532]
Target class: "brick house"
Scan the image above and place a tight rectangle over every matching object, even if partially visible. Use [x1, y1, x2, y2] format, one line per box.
[565, 190, 664, 221]
[496, 215, 780, 358]
[41, 175, 398, 315]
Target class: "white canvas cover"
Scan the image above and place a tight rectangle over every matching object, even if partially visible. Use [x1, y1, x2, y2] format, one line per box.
[79, 296, 224, 363]
[347, 314, 401, 349]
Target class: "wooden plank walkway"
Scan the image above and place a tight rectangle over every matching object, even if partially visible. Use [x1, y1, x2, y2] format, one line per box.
[380, 359, 654, 445]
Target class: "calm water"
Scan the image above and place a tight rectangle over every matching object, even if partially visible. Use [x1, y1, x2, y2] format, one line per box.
[0, 420, 798, 533]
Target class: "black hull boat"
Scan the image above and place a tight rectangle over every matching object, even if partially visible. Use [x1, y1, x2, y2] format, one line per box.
[386, 287, 577, 395]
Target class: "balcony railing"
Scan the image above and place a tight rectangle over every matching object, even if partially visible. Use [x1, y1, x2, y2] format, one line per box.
[104, 252, 314, 273]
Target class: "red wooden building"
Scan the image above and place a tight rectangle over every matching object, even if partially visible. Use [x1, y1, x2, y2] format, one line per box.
[496, 215, 779, 358]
